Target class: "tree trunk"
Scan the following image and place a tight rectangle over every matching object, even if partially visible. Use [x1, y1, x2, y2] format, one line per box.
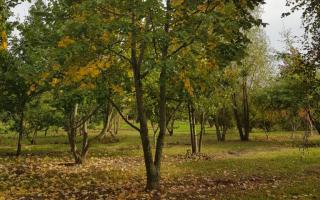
[96, 102, 114, 140]
[67, 103, 82, 164]
[242, 79, 250, 141]
[314, 121, 320, 135]
[153, 55, 167, 188]
[80, 121, 89, 164]
[188, 104, 197, 154]
[221, 126, 226, 142]
[30, 129, 38, 145]
[232, 93, 245, 140]
[16, 111, 24, 157]
[151, 121, 158, 147]
[221, 107, 227, 142]
[263, 121, 269, 141]
[113, 113, 120, 135]
[149, 1, 171, 190]
[291, 122, 297, 140]
[44, 127, 49, 136]
[131, 13, 159, 190]
[215, 112, 222, 142]
[167, 118, 175, 136]
[129, 0, 172, 190]
[198, 112, 205, 153]
[307, 110, 320, 135]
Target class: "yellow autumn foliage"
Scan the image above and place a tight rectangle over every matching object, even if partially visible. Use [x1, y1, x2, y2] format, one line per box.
[80, 82, 95, 90]
[30, 84, 37, 92]
[63, 57, 112, 85]
[197, 4, 207, 12]
[73, 13, 86, 23]
[1, 31, 8, 50]
[27, 84, 37, 95]
[111, 84, 124, 94]
[223, 67, 238, 79]
[52, 64, 61, 71]
[179, 72, 194, 96]
[50, 78, 60, 87]
[58, 36, 75, 48]
[172, 0, 184, 7]
[101, 32, 110, 44]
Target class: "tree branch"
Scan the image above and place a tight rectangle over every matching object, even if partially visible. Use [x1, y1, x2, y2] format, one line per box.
[106, 96, 141, 132]
[108, 47, 131, 63]
[74, 105, 102, 130]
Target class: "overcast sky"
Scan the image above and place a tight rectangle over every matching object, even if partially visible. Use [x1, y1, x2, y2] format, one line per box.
[13, 0, 304, 51]
[261, 0, 303, 51]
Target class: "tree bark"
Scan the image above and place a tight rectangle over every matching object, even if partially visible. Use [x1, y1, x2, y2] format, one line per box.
[30, 129, 38, 145]
[242, 79, 250, 141]
[127, 0, 172, 190]
[167, 118, 175, 136]
[67, 103, 82, 164]
[16, 111, 24, 157]
[198, 112, 205, 153]
[80, 121, 89, 163]
[215, 120, 222, 142]
[44, 127, 49, 136]
[130, 11, 159, 190]
[307, 110, 320, 135]
[215, 112, 222, 142]
[232, 93, 245, 140]
[188, 104, 197, 154]
[96, 102, 114, 140]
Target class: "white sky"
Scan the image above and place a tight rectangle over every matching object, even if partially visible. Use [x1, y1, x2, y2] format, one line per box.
[262, 0, 303, 51]
[13, 0, 303, 51]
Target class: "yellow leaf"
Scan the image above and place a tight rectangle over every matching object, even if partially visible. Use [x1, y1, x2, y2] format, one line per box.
[197, 4, 207, 12]
[52, 64, 61, 71]
[172, 0, 184, 7]
[101, 32, 110, 44]
[50, 78, 60, 87]
[0, 31, 8, 50]
[58, 36, 75, 48]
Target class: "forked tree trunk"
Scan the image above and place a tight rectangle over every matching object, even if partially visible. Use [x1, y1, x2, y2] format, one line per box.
[131, 16, 160, 189]
[188, 104, 197, 154]
[96, 102, 114, 140]
[128, 0, 171, 190]
[67, 104, 90, 165]
[67, 103, 81, 164]
[134, 72, 159, 189]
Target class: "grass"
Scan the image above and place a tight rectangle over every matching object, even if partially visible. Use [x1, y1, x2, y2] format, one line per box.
[0, 122, 319, 199]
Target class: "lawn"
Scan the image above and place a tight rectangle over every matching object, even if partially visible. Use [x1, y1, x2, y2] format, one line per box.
[0, 122, 319, 199]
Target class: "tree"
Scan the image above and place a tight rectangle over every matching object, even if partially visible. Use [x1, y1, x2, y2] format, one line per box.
[285, 0, 320, 133]
[22, 0, 265, 190]
[231, 22, 272, 141]
[0, 0, 43, 156]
